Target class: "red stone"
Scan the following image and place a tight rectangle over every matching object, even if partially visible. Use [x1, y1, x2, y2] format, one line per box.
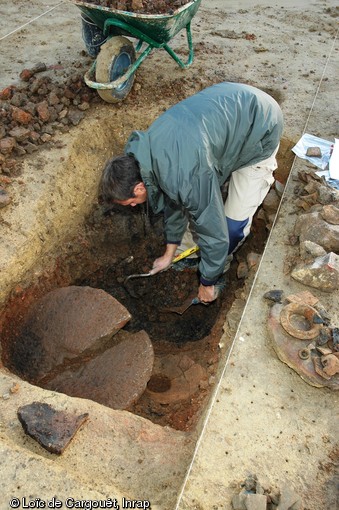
[19, 69, 34, 81]
[36, 101, 50, 123]
[0, 86, 15, 100]
[11, 106, 32, 125]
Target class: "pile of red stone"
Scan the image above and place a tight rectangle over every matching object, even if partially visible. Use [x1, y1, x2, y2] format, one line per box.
[83, 0, 191, 15]
[0, 63, 98, 179]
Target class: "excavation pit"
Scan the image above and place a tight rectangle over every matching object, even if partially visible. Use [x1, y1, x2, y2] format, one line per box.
[0, 101, 293, 432]
[0, 228, 265, 431]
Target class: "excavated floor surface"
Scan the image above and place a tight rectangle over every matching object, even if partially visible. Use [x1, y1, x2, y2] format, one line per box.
[0, 0, 338, 509]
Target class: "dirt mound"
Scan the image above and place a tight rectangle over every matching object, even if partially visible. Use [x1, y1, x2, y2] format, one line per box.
[83, 0, 191, 15]
[0, 65, 98, 178]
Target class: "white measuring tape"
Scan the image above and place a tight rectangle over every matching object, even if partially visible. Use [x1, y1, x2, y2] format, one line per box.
[0, 2, 65, 41]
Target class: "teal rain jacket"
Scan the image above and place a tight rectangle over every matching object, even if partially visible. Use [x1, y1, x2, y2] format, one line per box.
[125, 82, 284, 285]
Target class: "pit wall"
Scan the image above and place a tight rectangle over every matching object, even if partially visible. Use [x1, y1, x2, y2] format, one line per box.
[0, 103, 199, 509]
[0, 101, 163, 314]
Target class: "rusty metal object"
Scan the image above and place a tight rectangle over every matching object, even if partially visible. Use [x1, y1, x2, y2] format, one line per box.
[279, 302, 322, 340]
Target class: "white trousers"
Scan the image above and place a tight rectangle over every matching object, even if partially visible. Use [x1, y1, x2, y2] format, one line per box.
[177, 146, 279, 257]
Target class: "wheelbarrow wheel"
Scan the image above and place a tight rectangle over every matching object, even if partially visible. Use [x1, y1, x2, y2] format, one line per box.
[95, 36, 136, 103]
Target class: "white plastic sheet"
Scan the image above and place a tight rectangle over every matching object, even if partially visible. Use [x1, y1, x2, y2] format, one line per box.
[292, 133, 338, 190]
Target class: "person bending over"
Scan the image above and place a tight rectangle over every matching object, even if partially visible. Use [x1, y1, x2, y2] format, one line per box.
[99, 81, 284, 303]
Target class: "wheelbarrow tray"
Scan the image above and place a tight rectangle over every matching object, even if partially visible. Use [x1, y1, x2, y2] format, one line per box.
[71, 0, 202, 44]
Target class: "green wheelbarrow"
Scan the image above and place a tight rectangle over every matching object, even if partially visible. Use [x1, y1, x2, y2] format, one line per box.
[71, 0, 202, 103]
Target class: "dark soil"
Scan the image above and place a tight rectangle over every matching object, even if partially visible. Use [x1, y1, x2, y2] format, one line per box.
[76, 215, 269, 430]
[1, 208, 269, 431]
[82, 0, 192, 15]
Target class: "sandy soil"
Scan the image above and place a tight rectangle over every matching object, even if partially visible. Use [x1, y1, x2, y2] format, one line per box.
[0, 0, 338, 509]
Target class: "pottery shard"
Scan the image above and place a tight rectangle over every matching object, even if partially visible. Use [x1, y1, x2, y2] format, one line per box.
[12, 286, 131, 381]
[291, 252, 339, 292]
[306, 146, 322, 157]
[294, 211, 339, 253]
[45, 330, 154, 410]
[17, 402, 89, 454]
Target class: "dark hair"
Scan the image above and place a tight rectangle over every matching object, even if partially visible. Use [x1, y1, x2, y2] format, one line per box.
[99, 154, 142, 203]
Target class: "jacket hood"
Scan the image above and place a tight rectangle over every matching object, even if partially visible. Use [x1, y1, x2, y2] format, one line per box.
[125, 131, 165, 214]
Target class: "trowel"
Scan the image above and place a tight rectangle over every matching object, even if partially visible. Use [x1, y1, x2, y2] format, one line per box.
[161, 281, 226, 314]
[160, 295, 204, 315]
[123, 245, 199, 297]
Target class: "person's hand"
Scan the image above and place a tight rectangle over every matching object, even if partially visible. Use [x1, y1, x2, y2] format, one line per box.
[198, 284, 217, 303]
[149, 243, 178, 275]
[150, 254, 173, 275]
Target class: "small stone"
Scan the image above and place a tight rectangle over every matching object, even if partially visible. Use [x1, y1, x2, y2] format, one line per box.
[24, 142, 39, 154]
[291, 252, 339, 292]
[237, 261, 249, 279]
[31, 62, 47, 74]
[276, 483, 302, 510]
[262, 188, 280, 214]
[317, 327, 332, 346]
[332, 327, 339, 351]
[263, 289, 284, 303]
[19, 68, 34, 81]
[40, 133, 52, 143]
[36, 101, 51, 123]
[232, 493, 247, 510]
[2, 393, 10, 400]
[68, 109, 85, 126]
[0, 85, 15, 100]
[321, 204, 339, 225]
[247, 252, 261, 268]
[78, 102, 90, 111]
[9, 126, 31, 142]
[245, 493, 267, 510]
[300, 240, 327, 260]
[0, 189, 11, 208]
[10, 382, 20, 394]
[48, 91, 60, 106]
[131, 0, 143, 9]
[294, 211, 339, 253]
[11, 106, 32, 125]
[0, 137, 16, 155]
[317, 185, 338, 205]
